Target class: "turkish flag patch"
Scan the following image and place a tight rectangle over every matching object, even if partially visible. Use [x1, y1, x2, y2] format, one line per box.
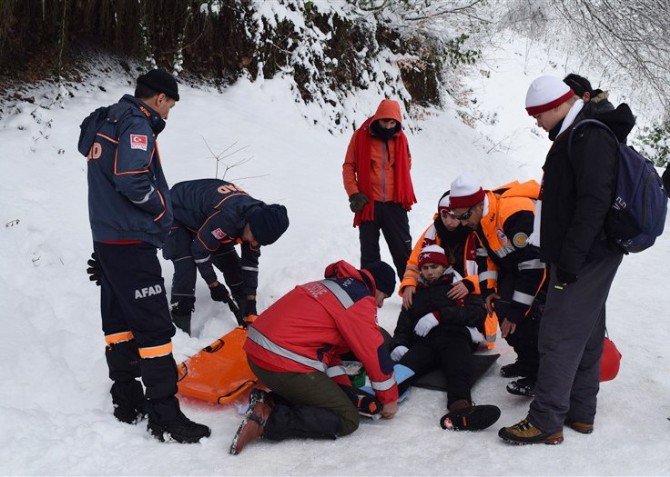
[130, 134, 148, 151]
[211, 228, 226, 240]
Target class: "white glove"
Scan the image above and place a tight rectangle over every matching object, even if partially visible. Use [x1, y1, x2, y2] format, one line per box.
[414, 313, 439, 337]
[390, 346, 409, 362]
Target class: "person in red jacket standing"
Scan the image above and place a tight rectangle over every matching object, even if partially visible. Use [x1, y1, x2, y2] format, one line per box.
[343, 99, 417, 279]
[229, 260, 399, 455]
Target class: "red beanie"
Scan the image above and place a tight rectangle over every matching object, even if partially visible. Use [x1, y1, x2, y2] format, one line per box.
[418, 245, 449, 269]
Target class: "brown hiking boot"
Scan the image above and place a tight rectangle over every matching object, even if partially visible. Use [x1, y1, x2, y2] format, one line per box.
[498, 418, 564, 445]
[565, 418, 593, 434]
[229, 401, 272, 455]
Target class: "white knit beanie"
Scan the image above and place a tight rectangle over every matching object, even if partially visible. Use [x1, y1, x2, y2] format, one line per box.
[449, 174, 484, 209]
[525, 75, 574, 116]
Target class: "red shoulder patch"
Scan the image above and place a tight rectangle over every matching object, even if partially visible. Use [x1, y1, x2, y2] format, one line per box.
[130, 134, 148, 151]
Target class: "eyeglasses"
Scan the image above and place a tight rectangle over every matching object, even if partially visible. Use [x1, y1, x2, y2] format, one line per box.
[454, 207, 474, 221]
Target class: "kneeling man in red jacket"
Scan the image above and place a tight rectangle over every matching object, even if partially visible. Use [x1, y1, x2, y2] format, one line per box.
[230, 260, 399, 455]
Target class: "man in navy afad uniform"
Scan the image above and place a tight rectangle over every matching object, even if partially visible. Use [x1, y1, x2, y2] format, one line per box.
[163, 179, 289, 334]
[78, 69, 210, 443]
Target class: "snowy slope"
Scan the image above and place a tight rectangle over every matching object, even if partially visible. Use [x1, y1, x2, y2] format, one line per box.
[1, 39, 669, 475]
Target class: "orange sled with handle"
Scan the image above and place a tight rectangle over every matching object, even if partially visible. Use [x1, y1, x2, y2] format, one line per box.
[177, 326, 257, 405]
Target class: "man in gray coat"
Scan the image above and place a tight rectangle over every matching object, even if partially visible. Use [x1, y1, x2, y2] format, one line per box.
[498, 75, 633, 444]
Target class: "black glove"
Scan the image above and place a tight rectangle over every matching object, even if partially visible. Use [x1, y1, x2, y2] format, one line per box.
[556, 268, 577, 287]
[349, 193, 369, 213]
[209, 283, 231, 302]
[86, 253, 101, 286]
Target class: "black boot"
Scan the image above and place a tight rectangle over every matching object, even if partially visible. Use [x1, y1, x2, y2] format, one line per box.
[147, 396, 211, 443]
[170, 299, 194, 335]
[111, 380, 146, 424]
[141, 353, 210, 443]
[106, 340, 146, 424]
[506, 376, 536, 397]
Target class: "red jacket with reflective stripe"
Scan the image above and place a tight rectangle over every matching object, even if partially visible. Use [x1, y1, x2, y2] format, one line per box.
[244, 261, 399, 404]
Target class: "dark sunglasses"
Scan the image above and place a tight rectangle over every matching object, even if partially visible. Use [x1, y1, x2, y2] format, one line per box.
[454, 207, 474, 221]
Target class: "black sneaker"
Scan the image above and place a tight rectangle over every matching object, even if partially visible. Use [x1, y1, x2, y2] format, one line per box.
[506, 377, 536, 397]
[440, 405, 501, 431]
[500, 361, 532, 378]
[111, 380, 146, 424]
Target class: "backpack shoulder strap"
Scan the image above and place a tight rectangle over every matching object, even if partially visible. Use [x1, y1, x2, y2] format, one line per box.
[568, 119, 618, 160]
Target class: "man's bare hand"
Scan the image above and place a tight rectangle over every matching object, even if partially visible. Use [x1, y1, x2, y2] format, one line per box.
[402, 286, 416, 309]
[381, 401, 399, 419]
[500, 318, 517, 338]
[485, 293, 501, 315]
[447, 281, 469, 300]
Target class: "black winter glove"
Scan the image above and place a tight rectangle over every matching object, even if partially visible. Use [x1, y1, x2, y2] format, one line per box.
[349, 193, 369, 213]
[86, 253, 101, 286]
[209, 283, 231, 302]
[555, 268, 578, 288]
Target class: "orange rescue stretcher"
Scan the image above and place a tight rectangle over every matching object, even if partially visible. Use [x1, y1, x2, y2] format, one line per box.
[177, 326, 257, 405]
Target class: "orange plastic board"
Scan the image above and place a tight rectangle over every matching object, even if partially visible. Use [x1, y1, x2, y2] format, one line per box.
[177, 326, 257, 405]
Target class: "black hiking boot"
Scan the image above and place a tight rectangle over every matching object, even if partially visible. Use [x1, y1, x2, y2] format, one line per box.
[111, 380, 146, 424]
[506, 377, 536, 397]
[440, 400, 501, 431]
[500, 361, 533, 378]
[147, 397, 211, 443]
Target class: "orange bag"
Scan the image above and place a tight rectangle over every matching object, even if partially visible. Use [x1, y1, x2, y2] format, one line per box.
[177, 326, 257, 405]
[600, 336, 622, 382]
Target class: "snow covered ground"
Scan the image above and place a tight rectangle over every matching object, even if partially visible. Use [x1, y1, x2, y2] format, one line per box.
[1, 37, 669, 475]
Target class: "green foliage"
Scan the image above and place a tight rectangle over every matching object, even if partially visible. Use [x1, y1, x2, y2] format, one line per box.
[635, 120, 670, 167]
[443, 34, 480, 67]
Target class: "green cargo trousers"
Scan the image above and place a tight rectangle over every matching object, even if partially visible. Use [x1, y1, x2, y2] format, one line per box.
[249, 359, 360, 437]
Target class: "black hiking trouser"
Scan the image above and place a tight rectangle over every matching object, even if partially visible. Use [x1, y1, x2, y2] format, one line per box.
[398, 327, 477, 407]
[498, 277, 546, 380]
[359, 201, 412, 279]
[95, 242, 182, 421]
[249, 359, 357, 440]
[528, 254, 623, 433]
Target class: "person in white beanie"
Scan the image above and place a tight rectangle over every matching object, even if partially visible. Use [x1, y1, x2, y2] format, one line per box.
[398, 190, 499, 349]
[447, 174, 547, 398]
[499, 75, 635, 445]
[388, 244, 500, 431]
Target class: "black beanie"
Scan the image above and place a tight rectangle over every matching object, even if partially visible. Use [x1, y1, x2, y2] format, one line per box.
[137, 69, 180, 101]
[247, 204, 289, 245]
[363, 261, 396, 297]
[563, 73, 592, 98]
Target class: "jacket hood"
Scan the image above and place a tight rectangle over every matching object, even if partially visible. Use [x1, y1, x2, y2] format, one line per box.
[491, 180, 541, 200]
[371, 99, 403, 124]
[324, 260, 376, 293]
[579, 101, 636, 143]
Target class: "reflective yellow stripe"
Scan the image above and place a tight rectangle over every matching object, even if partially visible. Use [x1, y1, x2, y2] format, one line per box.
[105, 331, 134, 344]
[139, 342, 173, 358]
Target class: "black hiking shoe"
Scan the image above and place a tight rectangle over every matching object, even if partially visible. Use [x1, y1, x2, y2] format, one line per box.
[148, 411, 211, 443]
[111, 380, 146, 424]
[500, 361, 533, 378]
[440, 405, 501, 431]
[506, 377, 536, 397]
[147, 397, 210, 443]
